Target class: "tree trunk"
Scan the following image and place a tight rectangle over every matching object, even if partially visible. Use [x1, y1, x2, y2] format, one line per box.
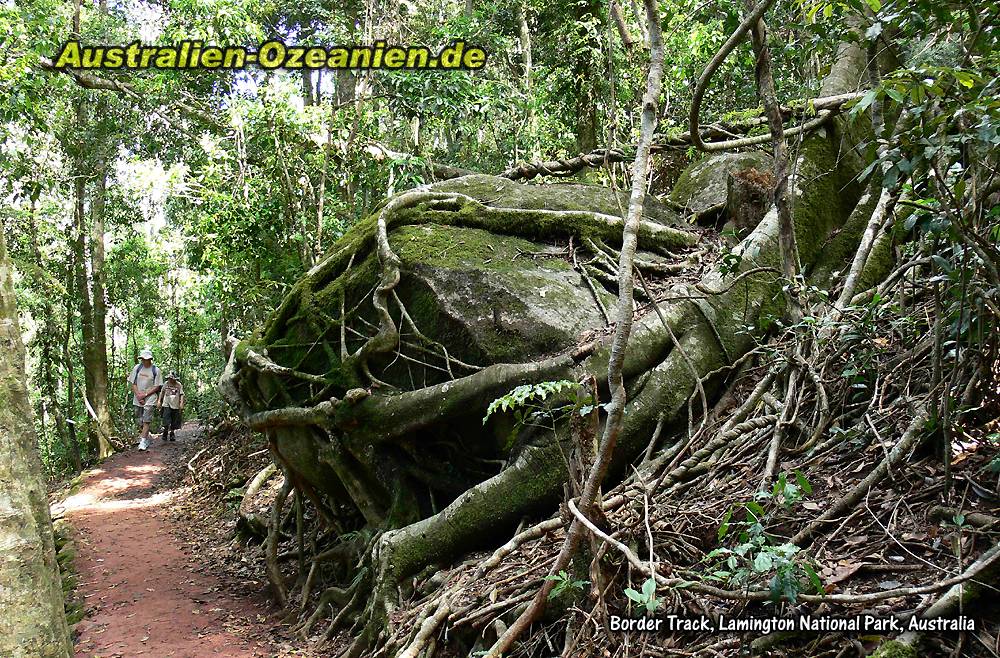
[517, 4, 540, 161]
[609, 0, 634, 50]
[301, 70, 314, 106]
[0, 225, 73, 657]
[572, 0, 601, 155]
[73, 163, 112, 459]
[63, 249, 82, 474]
[743, 0, 801, 320]
[88, 159, 115, 456]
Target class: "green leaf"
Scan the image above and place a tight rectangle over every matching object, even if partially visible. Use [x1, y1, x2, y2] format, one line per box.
[931, 255, 953, 273]
[884, 88, 905, 103]
[803, 563, 824, 593]
[794, 470, 813, 494]
[642, 577, 656, 597]
[953, 71, 975, 88]
[624, 588, 643, 602]
[745, 501, 766, 521]
[718, 507, 733, 541]
[854, 89, 878, 114]
[753, 552, 774, 572]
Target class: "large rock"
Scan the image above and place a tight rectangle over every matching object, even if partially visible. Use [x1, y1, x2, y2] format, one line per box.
[228, 119, 872, 567]
[393, 223, 613, 365]
[257, 175, 685, 391]
[669, 150, 773, 214]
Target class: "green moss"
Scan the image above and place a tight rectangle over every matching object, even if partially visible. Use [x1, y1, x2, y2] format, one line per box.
[721, 106, 764, 123]
[55, 542, 76, 568]
[52, 522, 85, 630]
[870, 640, 919, 658]
[60, 573, 78, 592]
[232, 339, 253, 363]
[391, 223, 569, 273]
[65, 605, 85, 626]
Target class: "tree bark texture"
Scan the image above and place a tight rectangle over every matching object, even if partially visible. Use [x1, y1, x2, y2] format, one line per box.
[0, 226, 73, 658]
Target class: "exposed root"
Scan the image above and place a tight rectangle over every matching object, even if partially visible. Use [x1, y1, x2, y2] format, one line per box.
[265, 472, 293, 608]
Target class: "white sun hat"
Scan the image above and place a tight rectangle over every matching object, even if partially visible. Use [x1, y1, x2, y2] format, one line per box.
[139, 348, 154, 360]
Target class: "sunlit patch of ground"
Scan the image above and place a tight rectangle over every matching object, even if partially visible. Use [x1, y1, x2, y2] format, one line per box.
[57, 424, 280, 658]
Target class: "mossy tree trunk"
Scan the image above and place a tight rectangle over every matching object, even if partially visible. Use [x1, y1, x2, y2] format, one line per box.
[0, 227, 73, 658]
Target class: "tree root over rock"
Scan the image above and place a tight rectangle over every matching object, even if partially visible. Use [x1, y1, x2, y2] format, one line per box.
[209, 76, 1000, 653]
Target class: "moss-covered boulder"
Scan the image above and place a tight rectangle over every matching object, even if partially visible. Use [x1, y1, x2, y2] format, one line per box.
[224, 175, 701, 533]
[669, 150, 773, 213]
[391, 223, 613, 365]
[223, 115, 876, 638]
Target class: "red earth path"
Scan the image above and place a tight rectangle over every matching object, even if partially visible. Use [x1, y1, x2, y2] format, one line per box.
[59, 423, 280, 658]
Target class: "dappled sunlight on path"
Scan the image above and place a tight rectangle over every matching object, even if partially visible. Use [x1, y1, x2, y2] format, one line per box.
[62, 423, 276, 658]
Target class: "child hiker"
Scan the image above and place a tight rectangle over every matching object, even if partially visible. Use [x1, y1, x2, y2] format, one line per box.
[157, 372, 185, 441]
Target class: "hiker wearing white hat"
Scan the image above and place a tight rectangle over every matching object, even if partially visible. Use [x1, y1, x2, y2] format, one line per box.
[128, 348, 162, 451]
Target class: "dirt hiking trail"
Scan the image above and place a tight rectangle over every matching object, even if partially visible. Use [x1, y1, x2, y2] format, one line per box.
[59, 423, 280, 658]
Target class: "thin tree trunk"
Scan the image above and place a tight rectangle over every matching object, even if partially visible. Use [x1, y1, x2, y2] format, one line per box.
[89, 159, 115, 456]
[316, 100, 335, 258]
[0, 224, 73, 658]
[301, 70, 314, 106]
[72, 160, 99, 456]
[743, 1, 802, 321]
[517, 4, 540, 160]
[627, 0, 648, 46]
[572, 0, 602, 155]
[63, 250, 82, 474]
[610, 0, 635, 50]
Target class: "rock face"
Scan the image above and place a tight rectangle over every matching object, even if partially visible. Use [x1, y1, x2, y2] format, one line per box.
[433, 174, 681, 225]
[394, 223, 612, 365]
[670, 150, 773, 213]
[255, 174, 686, 392]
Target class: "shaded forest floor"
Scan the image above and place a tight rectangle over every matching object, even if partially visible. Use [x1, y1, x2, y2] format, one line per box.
[52, 422, 305, 658]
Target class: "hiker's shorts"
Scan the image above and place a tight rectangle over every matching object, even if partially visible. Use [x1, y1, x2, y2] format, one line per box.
[134, 404, 153, 425]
